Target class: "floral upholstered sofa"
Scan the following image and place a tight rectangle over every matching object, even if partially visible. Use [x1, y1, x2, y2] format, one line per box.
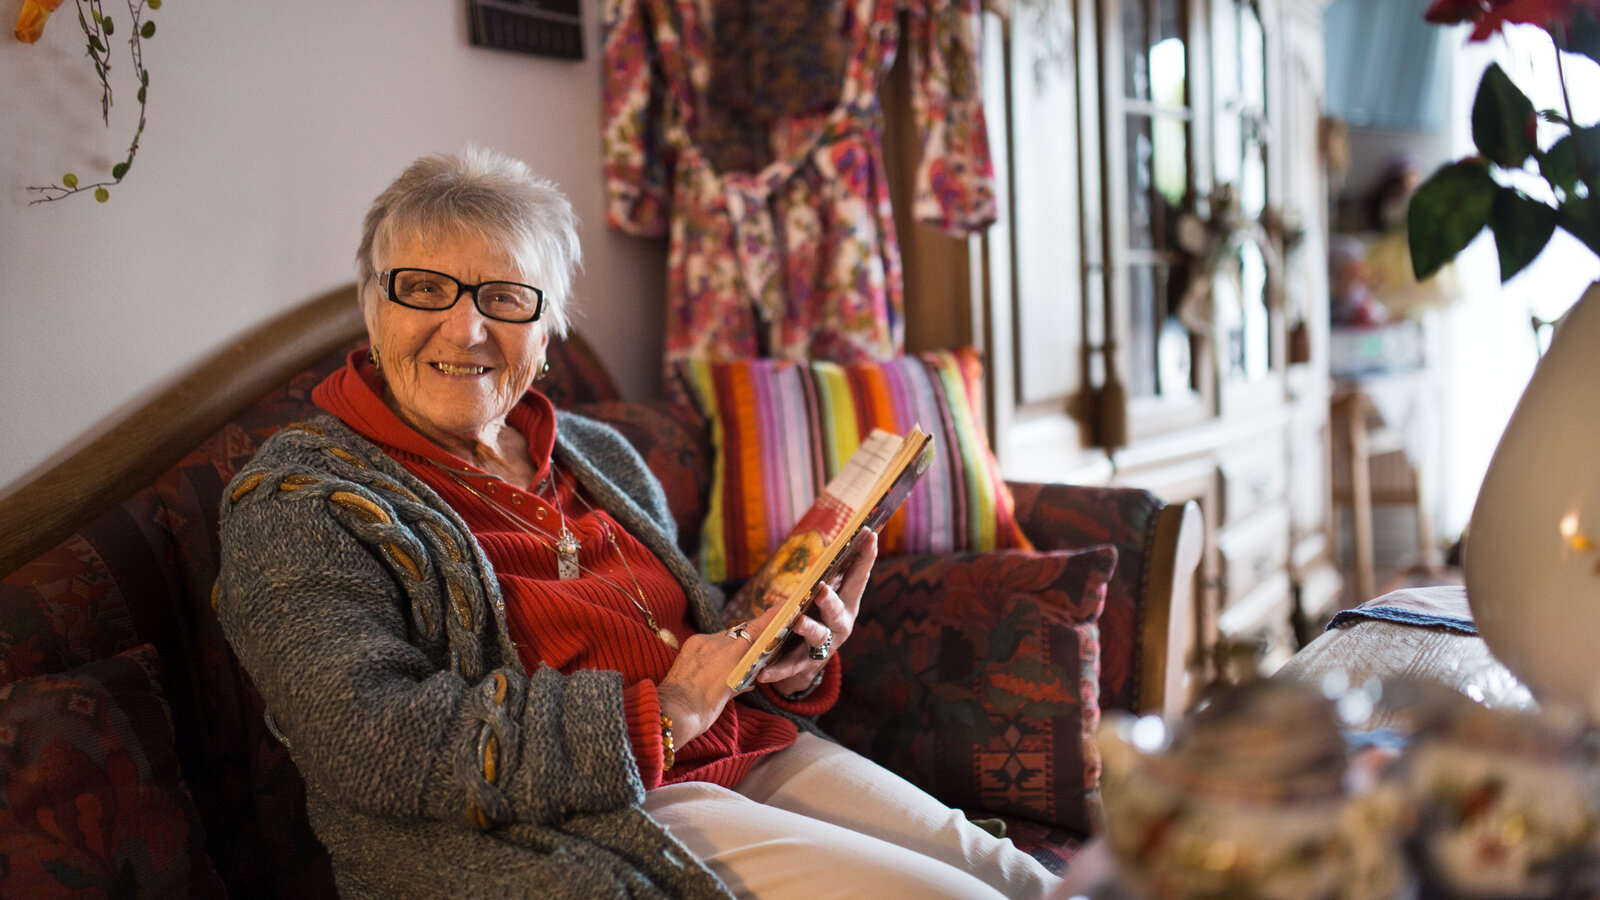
[0, 287, 1201, 898]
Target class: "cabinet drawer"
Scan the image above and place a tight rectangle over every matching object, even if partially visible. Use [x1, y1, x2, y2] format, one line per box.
[1217, 501, 1291, 607]
[1218, 440, 1288, 526]
[1215, 571, 1297, 678]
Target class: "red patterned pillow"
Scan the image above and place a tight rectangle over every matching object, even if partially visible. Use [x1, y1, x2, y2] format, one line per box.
[822, 547, 1116, 836]
[0, 644, 224, 898]
[0, 530, 144, 687]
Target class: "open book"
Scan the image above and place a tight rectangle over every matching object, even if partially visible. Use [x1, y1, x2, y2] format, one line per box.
[724, 426, 936, 691]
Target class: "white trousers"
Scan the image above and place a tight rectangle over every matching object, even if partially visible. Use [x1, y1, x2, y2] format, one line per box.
[642, 732, 1062, 900]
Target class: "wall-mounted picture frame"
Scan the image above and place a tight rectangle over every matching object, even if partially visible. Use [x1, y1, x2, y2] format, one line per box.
[468, 0, 583, 61]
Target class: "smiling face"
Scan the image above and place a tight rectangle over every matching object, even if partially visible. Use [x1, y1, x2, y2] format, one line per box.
[364, 227, 548, 456]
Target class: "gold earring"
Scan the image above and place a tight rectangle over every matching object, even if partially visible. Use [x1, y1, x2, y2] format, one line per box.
[538, 358, 551, 380]
[369, 346, 382, 370]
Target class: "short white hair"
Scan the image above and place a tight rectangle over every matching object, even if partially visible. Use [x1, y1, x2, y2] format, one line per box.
[356, 147, 581, 336]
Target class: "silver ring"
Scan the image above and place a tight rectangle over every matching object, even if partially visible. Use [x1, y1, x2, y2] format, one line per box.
[810, 629, 833, 661]
[727, 623, 753, 644]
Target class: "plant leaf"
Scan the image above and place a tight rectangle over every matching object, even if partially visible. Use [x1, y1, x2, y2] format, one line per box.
[1473, 64, 1538, 169]
[112, 162, 128, 180]
[1408, 159, 1498, 280]
[1541, 135, 1579, 194]
[101, 16, 113, 35]
[94, 187, 110, 203]
[1489, 188, 1557, 282]
[1572, 124, 1600, 185]
[62, 173, 78, 189]
[140, 20, 154, 38]
[1559, 192, 1600, 257]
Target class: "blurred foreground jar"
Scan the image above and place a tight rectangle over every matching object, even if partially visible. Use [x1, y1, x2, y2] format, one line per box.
[1096, 679, 1408, 900]
[1400, 699, 1600, 899]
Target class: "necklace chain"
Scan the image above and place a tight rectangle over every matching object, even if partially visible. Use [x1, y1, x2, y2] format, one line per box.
[425, 458, 680, 649]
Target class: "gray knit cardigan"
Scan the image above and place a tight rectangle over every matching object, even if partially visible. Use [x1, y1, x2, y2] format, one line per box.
[216, 412, 746, 899]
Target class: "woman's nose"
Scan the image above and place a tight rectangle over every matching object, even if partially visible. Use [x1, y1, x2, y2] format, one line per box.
[439, 292, 489, 344]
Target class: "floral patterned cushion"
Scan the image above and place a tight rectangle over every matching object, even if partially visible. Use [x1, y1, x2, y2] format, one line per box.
[0, 529, 144, 688]
[1008, 482, 1166, 715]
[0, 644, 225, 898]
[823, 546, 1117, 837]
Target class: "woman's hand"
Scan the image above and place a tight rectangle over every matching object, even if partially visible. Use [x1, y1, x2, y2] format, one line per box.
[656, 601, 789, 745]
[758, 530, 877, 697]
[658, 531, 877, 741]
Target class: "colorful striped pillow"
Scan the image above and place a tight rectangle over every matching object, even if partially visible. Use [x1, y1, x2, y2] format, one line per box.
[678, 349, 1033, 583]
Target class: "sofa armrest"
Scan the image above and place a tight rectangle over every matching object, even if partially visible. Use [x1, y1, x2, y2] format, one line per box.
[1007, 482, 1203, 720]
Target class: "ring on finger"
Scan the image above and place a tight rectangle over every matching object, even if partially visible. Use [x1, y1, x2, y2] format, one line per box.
[810, 628, 833, 661]
[726, 623, 754, 644]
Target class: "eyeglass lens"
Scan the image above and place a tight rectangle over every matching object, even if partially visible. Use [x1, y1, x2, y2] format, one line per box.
[386, 268, 543, 322]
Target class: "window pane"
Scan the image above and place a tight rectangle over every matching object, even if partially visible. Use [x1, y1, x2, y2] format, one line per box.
[1213, 241, 1271, 381]
[1154, 0, 1184, 48]
[1150, 35, 1186, 108]
[1240, 241, 1270, 380]
[1241, 1, 1266, 110]
[1127, 116, 1155, 249]
[1215, 113, 1242, 186]
[1153, 0, 1187, 109]
[1129, 263, 1159, 397]
[1213, 254, 1243, 378]
[1157, 313, 1193, 395]
[1152, 116, 1189, 209]
[1241, 140, 1267, 219]
[1214, 5, 1239, 103]
[1123, 0, 1149, 100]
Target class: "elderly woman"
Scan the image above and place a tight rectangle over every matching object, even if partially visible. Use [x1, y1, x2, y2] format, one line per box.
[216, 148, 1060, 900]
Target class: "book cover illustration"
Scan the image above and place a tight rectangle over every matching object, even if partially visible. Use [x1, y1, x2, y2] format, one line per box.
[726, 427, 936, 690]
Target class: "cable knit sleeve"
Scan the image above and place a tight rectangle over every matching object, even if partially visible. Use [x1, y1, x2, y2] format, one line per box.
[216, 429, 647, 832]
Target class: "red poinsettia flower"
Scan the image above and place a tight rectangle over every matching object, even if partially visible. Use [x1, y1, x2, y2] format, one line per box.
[1424, 0, 1509, 26]
[1427, 0, 1600, 42]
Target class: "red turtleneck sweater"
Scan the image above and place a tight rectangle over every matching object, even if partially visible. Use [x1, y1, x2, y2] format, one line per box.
[313, 351, 838, 789]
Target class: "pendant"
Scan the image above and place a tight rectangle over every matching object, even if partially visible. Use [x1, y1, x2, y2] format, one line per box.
[556, 529, 580, 580]
[656, 627, 681, 650]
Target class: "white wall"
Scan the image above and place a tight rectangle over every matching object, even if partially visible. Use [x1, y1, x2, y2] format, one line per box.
[0, 0, 667, 497]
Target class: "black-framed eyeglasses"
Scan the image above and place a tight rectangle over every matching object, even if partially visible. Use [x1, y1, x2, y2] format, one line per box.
[375, 268, 545, 324]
